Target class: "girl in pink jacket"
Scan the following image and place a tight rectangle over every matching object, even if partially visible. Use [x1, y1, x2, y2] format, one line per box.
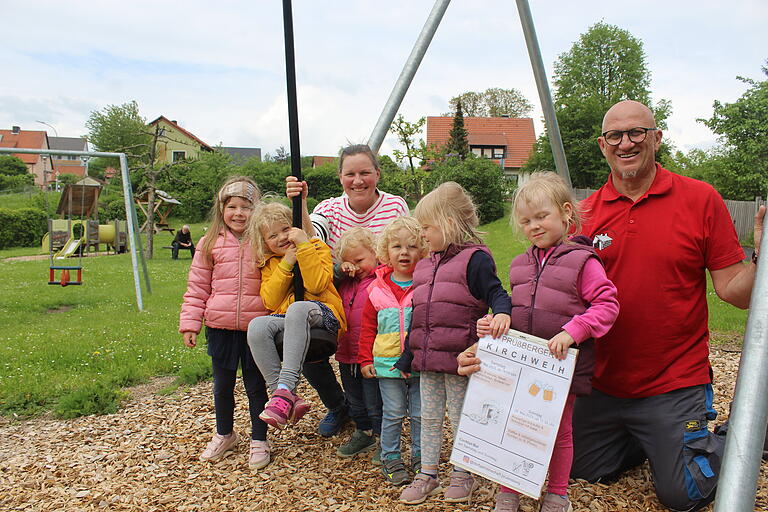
[179, 176, 272, 470]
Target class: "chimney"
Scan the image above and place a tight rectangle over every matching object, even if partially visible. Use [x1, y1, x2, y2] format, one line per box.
[12, 126, 20, 134]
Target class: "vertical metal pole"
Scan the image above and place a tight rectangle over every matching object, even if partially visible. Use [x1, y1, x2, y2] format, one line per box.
[119, 154, 146, 311]
[282, 0, 304, 301]
[714, 221, 768, 511]
[515, 0, 572, 189]
[367, 0, 451, 153]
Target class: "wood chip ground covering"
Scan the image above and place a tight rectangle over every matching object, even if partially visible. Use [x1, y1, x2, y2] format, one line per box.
[1, 348, 766, 511]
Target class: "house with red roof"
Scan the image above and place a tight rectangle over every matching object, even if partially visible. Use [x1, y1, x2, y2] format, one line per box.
[426, 116, 536, 185]
[147, 116, 213, 164]
[0, 126, 53, 187]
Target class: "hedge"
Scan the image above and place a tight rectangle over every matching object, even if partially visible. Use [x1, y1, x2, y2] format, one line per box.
[0, 207, 48, 249]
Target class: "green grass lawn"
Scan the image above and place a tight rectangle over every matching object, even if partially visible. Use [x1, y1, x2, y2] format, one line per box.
[0, 215, 751, 418]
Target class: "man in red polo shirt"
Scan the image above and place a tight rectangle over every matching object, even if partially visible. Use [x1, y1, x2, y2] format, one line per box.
[571, 100, 765, 511]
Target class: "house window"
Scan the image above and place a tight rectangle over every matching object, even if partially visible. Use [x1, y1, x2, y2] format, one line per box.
[172, 151, 186, 162]
[470, 146, 506, 159]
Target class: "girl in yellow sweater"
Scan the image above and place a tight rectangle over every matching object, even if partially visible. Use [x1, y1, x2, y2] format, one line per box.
[246, 202, 346, 428]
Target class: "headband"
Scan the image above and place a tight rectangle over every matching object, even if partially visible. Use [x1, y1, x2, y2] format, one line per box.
[219, 181, 256, 211]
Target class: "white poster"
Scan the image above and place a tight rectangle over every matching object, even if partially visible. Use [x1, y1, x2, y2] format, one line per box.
[450, 329, 577, 498]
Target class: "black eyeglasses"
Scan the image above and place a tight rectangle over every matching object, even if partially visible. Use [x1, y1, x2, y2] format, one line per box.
[601, 127, 658, 146]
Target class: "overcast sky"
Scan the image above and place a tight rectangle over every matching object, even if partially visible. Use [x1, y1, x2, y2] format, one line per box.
[1, 1, 766, 161]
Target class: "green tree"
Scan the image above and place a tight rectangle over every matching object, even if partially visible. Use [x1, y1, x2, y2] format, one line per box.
[85, 101, 150, 168]
[428, 155, 506, 224]
[0, 155, 33, 191]
[446, 88, 533, 118]
[86, 101, 188, 257]
[445, 100, 469, 159]
[389, 114, 426, 173]
[698, 63, 768, 199]
[524, 22, 671, 188]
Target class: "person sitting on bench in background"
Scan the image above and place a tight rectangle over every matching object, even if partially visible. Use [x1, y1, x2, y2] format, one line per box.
[172, 225, 195, 259]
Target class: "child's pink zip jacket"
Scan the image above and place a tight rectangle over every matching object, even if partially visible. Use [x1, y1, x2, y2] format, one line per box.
[179, 229, 267, 333]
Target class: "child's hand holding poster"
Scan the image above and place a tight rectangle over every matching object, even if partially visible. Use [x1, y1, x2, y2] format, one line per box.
[450, 329, 577, 498]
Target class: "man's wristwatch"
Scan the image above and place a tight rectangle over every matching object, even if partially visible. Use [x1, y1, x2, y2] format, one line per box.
[752, 250, 759, 265]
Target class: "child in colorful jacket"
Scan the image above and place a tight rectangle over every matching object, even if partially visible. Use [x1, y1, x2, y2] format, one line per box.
[358, 216, 429, 486]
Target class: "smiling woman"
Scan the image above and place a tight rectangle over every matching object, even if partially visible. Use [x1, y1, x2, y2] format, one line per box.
[285, 144, 409, 251]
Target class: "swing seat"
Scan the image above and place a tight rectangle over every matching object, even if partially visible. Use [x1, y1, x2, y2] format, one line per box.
[48, 265, 83, 286]
[273, 328, 337, 362]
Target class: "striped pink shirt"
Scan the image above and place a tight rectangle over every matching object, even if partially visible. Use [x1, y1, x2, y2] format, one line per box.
[310, 190, 409, 250]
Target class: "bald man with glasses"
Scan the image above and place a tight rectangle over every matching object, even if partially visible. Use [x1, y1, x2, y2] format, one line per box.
[571, 100, 765, 510]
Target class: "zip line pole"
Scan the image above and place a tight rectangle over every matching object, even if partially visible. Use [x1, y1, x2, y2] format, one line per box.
[515, 0, 571, 189]
[367, 0, 451, 154]
[715, 219, 768, 512]
[282, 0, 304, 301]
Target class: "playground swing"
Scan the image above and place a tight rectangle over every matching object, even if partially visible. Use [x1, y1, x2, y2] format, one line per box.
[47, 181, 91, 286]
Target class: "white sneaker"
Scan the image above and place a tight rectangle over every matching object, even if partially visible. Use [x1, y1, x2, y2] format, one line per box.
[199, 432, 238, 461]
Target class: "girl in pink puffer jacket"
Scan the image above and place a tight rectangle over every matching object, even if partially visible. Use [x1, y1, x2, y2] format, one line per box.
[179, 176, 272, 470]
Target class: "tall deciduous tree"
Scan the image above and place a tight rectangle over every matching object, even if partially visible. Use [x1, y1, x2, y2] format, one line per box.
[85, 101, 185, 257]
[446, 88, 533, 118]
[698, 63, 768, 199]
[85, 101, 150, 167]
[445, 100, 469, 159]
[524, 22, 671, 188]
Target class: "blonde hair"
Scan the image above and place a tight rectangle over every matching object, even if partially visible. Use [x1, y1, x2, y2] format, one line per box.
[334, 227, 377, 262]
[414, 181, 482, 247]
[376, 216, 429, 264]
[247, 202, 292, 266]
[200, 176, 260, 262]
[511, 171, 582, 238]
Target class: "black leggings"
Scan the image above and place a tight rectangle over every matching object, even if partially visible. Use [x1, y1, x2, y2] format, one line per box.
[212, 360, 268, 440]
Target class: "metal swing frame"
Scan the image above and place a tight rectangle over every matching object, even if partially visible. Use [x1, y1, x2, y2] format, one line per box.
[0, 147, 150, 311]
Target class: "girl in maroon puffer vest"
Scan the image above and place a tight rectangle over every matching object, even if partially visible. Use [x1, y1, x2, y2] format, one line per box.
[471, 172, 619, 512]
[397, 182, 512, 506]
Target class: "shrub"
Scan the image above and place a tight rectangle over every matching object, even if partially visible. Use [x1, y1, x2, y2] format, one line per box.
[427, 156, 507, 224]
[54, 383, 123, 419]
[304, 163, 342, 201]
[0, 207, 47, 249]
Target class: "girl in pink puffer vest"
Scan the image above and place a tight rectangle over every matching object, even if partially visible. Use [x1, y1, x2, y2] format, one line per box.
[179, 176, 272, 470]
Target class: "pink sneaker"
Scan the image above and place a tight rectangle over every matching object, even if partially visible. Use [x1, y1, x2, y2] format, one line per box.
[259, 389, 295, 428]
[443, 470, 477, 503]
[291, 396, 311, 423]
[399, 473, 441, 505]
[199, 432, 238, 461]
[248, 440, 272, 470]
[539, 493, 572, 512]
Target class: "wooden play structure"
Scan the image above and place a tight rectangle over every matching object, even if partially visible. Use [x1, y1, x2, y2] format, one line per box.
[134, 189, 181, 234]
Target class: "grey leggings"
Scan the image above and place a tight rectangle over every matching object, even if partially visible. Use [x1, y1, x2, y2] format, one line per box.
[420, 371, 468, 470]
[247, 301, 324, 393]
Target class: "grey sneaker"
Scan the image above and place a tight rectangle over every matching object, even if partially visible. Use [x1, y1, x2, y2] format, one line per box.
[337, 429, 376, 457]
[382, 457, 410, 486]
[399, 473, 441, 505]
[199, 432, 238, 462]
[494, 491, 521, 512]
[539, 493, 572, 512]
[443, 470, 477, 503]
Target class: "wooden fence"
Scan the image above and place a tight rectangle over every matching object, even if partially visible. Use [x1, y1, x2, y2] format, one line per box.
[573, 189, 765, 243]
